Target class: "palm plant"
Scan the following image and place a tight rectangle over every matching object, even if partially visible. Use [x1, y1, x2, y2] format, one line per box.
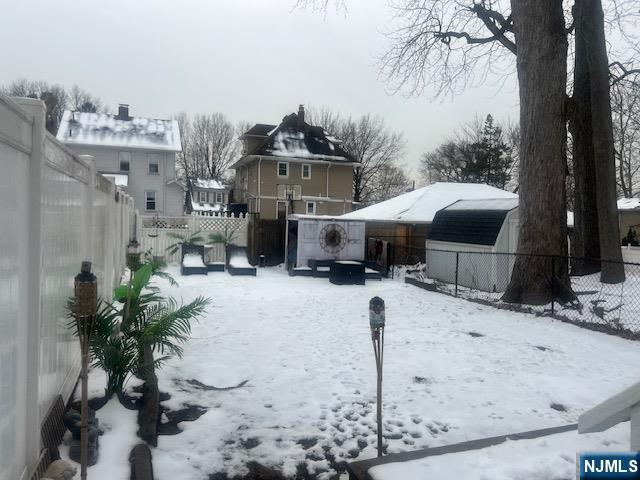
[68, 263, 209, 398]
[208, 225, 239, 246]
[165, 230, 205, 256]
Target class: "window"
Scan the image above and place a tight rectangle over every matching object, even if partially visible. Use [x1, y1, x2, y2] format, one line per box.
[302, 164, 311, 179]
[306, 201, 316, 215]
[148, 154, 159, 174]
[119, 151, 130, 172]
[145, 191, 156, 211]
[277, 162, 289, 178]
[215, 192, 224, 203]
[199, 191, 207, 203]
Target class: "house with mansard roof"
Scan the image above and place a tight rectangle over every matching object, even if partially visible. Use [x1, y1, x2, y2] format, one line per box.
[231, 105, 360, 220]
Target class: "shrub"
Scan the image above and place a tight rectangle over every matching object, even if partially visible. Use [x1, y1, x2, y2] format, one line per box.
[69, 262, 209, 398]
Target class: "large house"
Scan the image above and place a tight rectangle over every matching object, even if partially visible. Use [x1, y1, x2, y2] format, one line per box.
[231, 105, 359, 220]
[56, 104, 184, 216]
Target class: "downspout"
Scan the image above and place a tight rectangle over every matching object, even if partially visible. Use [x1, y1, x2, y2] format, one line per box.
[326, 164, 331, 215]
[257, 156, 262, 215]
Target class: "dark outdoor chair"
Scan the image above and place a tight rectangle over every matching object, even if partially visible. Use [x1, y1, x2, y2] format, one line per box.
[226, 244, 256, 276]
[181, 244, 208, 276]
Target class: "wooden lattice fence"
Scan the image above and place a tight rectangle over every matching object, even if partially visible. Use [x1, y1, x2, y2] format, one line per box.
[138, 213, 249, 264]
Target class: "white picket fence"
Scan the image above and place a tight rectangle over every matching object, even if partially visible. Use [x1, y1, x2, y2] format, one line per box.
[137, 213, 249, 264]
[0, 95, 136, 480]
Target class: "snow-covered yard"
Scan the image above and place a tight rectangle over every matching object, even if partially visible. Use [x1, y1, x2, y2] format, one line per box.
[66, 265, 639, 479]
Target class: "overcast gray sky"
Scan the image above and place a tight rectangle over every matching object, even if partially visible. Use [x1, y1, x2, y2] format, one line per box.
[0, 0, 520, 181]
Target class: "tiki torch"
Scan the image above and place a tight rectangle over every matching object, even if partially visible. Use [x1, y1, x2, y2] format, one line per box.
[74, 261, 97, 480]
[369, 296, 385, 457]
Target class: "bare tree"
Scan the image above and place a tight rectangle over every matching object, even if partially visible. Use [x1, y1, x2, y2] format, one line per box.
[502, 0, 572, 303]
[2, 78, 68, 133]
[612, 78, 640, 197]
[367, 164, 411, 202]
[173, 113, 242, 182]
[68, 85, 103, 113]
[421, 114, 516, 190]
[572, 0, 625, 282]
[379, 0, 515, 98]
[307, 107, 406, 204]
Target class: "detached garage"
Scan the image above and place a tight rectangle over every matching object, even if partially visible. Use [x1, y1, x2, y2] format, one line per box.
[426, 198, 519, 293]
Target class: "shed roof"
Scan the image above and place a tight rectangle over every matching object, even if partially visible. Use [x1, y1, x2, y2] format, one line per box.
[428, 198, 518, 246]
[57, 110, 182, 152]
[342, 183, 518, 224]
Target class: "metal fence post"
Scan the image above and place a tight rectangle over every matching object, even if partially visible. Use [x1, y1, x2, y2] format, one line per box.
[550, 256, 555, 315]
[455, 252, 459, 297]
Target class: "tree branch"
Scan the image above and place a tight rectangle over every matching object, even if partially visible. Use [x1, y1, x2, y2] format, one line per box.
[610, 61, 640, 86]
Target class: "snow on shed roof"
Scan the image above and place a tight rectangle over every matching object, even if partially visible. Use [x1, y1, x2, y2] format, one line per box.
[618, 198, 640, 210]
[341, 183, 518, 224]
[444, 198, 519, 211]
[56, 110, 182, 152]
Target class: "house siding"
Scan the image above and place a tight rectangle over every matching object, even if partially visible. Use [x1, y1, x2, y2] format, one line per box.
[234, 157, 355, 220]
[61, 145, 182, 215]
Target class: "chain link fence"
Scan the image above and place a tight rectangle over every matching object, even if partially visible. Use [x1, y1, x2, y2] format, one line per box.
[391, 247, 640, 338]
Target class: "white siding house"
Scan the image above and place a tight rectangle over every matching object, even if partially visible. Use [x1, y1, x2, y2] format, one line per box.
[56, 105, 185, 216]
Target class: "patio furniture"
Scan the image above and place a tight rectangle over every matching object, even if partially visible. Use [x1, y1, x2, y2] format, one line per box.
[330, 260, 365, 285]
[227, 245, 257, 276]
[203, 244, 225, 272]
[309, 259, 333, 278]
[181, 244, 208, 276]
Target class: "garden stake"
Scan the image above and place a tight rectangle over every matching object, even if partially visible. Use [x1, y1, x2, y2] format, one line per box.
[369, 297, 386, 457]
[74, 261, 98, 480]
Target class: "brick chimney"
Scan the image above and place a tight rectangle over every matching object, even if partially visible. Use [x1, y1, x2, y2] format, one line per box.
[297, 104, 305, 127]
[117, 104, 130, 120]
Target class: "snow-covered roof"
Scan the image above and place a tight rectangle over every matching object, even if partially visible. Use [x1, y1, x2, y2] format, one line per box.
[288, 214, 365, 222]
[56, 110, 182, 152]
[444, 198, 519, 211]
[191, 178, 227, 190]
[341, 183, 518, 224]
[618, 198, 640, 211]
[232, 110, 356, 168]
[102, 173, 128, 187]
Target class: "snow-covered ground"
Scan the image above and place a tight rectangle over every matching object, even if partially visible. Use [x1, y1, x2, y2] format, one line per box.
[62, 266, 639, 479]
[401, 263, 640, 333]
[147, 266, 637, 479]
[369, 424, 629, 480]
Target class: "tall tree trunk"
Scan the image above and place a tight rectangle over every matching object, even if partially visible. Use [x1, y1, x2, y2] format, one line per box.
[577, 0, 625, 283]
[569, 8, 601, 275]
[503, 0, 573, 304]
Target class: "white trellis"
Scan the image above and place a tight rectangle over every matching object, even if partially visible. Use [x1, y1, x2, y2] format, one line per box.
[138, 213, 249, 264]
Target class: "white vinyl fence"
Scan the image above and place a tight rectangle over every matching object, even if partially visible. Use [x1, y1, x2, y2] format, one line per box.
[138, 213, 249, 264]
[0, 95, 135, 480]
